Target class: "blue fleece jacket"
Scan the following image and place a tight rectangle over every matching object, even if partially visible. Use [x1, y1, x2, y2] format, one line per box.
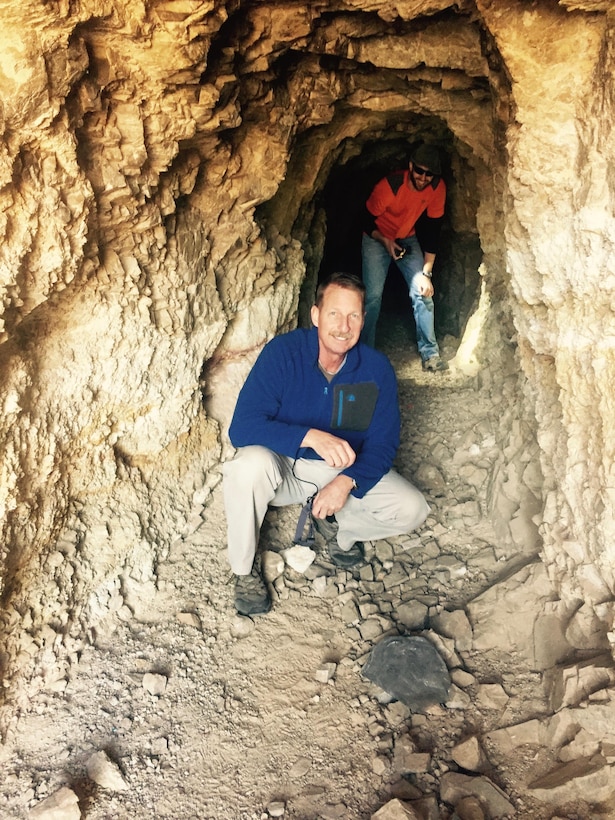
[228, 327, 400, 498]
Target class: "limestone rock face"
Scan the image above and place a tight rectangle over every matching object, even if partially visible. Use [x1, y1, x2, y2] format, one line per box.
[0, 0, 614, 723]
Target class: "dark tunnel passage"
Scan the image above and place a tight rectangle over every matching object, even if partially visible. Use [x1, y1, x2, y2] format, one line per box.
[315, 137, 484, 353]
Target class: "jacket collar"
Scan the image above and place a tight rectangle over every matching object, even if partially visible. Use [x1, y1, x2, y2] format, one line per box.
[309, 326, 361, 375]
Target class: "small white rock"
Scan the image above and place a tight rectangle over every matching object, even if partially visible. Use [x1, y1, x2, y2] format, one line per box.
[176, 612, 202, 629]
[29, 786, 80, 819]
[372, 756, 388, 775]
[267, 800, 286, 817]
[151, 736, 168, 755]
[314, 662, 337, 683]
[288, 756, 311, 779]
[142, 672, 167, 696]
[116, 605, 133, 622]
[476, 682, 509, 710]
[86, 751, 128, 791]
[282, 545, 316, 573]
[312, 575, 328, 595]
[230, 615, 256, 638]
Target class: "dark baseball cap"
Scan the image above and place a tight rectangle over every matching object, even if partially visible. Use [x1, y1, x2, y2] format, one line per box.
[411, 144, 442, 176]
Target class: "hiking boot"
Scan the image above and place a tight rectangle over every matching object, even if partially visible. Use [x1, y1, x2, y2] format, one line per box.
[313, 515, 364, 569]
[422, 355, 449, 372]
[234, 567, 271, 616]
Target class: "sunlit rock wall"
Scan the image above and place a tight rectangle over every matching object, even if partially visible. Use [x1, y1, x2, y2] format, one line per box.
[0, 0, 613, 724]
[478, 0, 615, 626]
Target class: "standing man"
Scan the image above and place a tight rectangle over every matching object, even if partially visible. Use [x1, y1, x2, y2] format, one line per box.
[223, 272, 430, 616]
[361, 143, 448, 371]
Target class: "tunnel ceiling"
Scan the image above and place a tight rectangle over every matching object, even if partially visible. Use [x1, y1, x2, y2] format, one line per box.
[235, 4, 503, 238]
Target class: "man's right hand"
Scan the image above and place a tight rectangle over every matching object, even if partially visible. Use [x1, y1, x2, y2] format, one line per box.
[301, 429, 356, 468]
[373, 231, 403, 260]
[383, 239, 406, 259]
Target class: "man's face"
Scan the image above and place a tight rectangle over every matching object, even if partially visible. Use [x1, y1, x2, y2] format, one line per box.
[311, 285, 364, 359]
[409, 161, 435, 191]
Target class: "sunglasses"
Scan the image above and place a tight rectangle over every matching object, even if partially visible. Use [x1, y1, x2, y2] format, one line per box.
[413, 165, 435, 179]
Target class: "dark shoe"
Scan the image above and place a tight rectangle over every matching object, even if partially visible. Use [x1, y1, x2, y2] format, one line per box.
[313, 515, 364, 569]
[234, 568, 271, 616]
[422, 355, 449, 372]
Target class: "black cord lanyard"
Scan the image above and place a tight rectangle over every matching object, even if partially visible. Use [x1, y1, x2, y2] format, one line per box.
[291, 455, 319, 547]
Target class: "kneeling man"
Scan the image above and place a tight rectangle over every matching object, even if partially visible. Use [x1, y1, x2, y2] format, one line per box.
[223, 272, 429, 615]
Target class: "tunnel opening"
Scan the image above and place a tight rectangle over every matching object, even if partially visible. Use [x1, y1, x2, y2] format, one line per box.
[255, 117, 489, 366]
[255, 120, 486, 372]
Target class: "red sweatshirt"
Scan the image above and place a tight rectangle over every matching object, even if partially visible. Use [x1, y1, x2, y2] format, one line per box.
[366, 170, 446, 246]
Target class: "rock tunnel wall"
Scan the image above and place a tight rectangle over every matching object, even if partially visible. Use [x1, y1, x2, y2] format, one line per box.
[0, 0, 614, 724]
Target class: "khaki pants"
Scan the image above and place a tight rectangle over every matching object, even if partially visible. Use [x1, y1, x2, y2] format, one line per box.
[223, 445, 430, 575]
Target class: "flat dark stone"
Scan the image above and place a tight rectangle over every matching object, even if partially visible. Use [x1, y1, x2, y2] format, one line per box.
[362, 635, 451, 711]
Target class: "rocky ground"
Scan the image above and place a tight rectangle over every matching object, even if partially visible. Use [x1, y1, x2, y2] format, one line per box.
[0, 317, 612, 820]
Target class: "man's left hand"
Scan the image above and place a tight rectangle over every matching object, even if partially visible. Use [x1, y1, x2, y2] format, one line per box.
[312, 474, 354, 519]
[418, 273, 434, 297]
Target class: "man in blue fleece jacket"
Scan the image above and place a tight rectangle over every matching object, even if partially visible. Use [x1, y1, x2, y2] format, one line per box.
[223, 272, 429, 616]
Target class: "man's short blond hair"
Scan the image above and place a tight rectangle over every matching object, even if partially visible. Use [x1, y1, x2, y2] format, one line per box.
[315, 272, 366, 310]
